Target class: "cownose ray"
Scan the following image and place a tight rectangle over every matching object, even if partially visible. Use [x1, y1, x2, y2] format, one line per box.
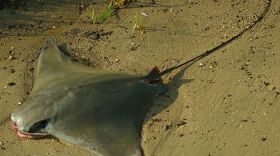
[10, 34, 222, 155]
[10, 36, 206, 155]
[11, 38, 185, 156]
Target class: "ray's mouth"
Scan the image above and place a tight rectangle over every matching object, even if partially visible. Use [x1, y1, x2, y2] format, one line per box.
[12, 119, 50, 139]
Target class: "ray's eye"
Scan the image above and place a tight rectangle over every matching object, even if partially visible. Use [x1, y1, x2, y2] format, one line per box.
[29, 119, 50, 133]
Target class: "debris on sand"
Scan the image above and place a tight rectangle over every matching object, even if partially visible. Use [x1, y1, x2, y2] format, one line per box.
[7, 82, 16, 86]
[261, 137, 267, 142]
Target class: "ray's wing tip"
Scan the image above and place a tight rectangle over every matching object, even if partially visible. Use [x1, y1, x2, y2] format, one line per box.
[45, 37, 55, 43]
[42, 37, 56, 50]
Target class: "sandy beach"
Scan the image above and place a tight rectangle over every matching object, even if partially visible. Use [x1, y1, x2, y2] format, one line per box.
[1, 0, 280, 155]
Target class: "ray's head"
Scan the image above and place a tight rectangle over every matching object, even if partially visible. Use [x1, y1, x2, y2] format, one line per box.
[10, 38, 64, 138]
[11, 94, 54, 138]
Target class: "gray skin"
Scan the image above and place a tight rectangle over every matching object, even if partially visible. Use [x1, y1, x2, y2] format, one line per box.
[11, 38, 167, 156]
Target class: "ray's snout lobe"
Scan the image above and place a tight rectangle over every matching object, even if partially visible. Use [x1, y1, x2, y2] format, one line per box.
[11, 93, 54, 137]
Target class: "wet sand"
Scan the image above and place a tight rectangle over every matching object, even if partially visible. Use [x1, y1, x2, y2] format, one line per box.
[1, 0, 280, 155]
